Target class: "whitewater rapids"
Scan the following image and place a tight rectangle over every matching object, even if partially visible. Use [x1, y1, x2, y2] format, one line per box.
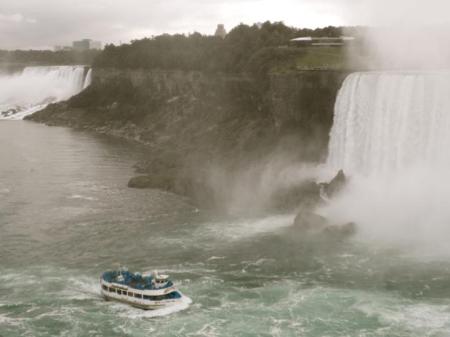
[0, 65, 91, 120]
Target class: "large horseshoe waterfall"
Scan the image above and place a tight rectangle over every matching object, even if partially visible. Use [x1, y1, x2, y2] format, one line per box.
[0, 65, 91, 120]
[327, 72, 450, 175]
[323, 71, 450, 246]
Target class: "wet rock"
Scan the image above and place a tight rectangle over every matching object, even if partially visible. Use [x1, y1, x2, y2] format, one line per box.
[322, 169, 346, 198]
[293, 210, 328, 233]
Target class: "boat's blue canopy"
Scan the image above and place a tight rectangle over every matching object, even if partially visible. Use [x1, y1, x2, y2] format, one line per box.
[102, 271, 173, 290]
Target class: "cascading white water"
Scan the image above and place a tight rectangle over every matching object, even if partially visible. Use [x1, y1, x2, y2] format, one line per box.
[327, 72, 450, 175]
[322, 71, 450, 250]
[83, 68, 92, 90]
[0, 65, 92, 120]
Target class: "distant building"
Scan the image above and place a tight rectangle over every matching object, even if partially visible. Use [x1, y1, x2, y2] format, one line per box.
[54, 45, 72, 51]
[215, 24, 226, 39]
[72, 39, 102, 51]
[73, 39, 90, 51]
[290, 36, 355, 47]
[89, 40, 102, 50]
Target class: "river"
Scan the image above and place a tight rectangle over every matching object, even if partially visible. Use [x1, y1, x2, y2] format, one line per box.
[1, 121, 450, 337]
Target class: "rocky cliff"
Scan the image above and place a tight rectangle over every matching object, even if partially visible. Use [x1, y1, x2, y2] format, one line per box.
[27, 68, 349, 209]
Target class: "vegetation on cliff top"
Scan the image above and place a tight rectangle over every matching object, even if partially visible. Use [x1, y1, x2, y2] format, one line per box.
[93, 22, 360, 73]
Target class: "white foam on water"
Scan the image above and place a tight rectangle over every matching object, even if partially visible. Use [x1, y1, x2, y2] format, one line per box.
[355, 299, 450, 331]
[113, 294, 192, 319]
[63, 277, 101, 300]
[199, 214, 295, 241]
[207, 256, 226, 261]
[0, 313, 25, 327]
[68, 194, 98, 201]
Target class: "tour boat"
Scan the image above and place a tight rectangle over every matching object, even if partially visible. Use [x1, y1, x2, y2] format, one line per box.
[100, 268, 187, 310]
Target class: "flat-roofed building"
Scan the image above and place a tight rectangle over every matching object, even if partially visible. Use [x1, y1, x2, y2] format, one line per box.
[215, 24, 226, 39]
[290, 36, 355, 47]
[72, 39, 102, 51]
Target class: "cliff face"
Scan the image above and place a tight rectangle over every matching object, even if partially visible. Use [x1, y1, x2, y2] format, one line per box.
[28, 68, 349, 208]
[269, 71, 349, 160]
[30, 69, 271, 154]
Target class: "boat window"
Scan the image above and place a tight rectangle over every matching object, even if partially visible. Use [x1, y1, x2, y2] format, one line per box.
[102, 285, 107, 290]
[140, 291, 181, 301]
[109, 287, 115, 292]
[128, 292, 133, 297]
[117, 290, 122, 295]
[134, 293, 142, 299]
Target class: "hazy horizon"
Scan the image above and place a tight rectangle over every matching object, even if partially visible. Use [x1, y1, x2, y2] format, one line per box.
[2, 0, 449, 50]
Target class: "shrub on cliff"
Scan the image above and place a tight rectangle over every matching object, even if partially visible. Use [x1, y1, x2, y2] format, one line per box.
[68, 77, 136, 109]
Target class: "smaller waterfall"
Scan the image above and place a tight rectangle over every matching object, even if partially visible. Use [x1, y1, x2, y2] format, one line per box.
[0, 65, 92, 120]
[83, 69, 92, 89]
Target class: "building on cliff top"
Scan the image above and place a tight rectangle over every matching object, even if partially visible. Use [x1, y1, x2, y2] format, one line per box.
[215, 24, 227, 39]
[290, 36, 355, 47]
[72, 39, 102, 51]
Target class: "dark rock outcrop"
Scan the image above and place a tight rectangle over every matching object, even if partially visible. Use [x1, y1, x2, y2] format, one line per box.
[321, 169, 347, 199]
[291, 170, 355, 239]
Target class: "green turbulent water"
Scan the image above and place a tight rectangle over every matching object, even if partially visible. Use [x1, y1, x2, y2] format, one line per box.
[1, 121, 450, 337]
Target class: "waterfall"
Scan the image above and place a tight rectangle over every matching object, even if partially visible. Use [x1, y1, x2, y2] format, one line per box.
[0, 65, 92, 120]
[327, 72, 450, 175]
[83, 68, 93, 89]
[322, 71, 450, 248]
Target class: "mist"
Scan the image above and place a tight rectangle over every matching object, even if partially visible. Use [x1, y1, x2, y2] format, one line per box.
[345, 0, 450, 69]
[205, 154, 320, 215]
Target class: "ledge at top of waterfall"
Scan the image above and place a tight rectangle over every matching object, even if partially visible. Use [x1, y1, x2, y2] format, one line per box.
[100, 268, 191, 311]
[0, 65, 92, 120]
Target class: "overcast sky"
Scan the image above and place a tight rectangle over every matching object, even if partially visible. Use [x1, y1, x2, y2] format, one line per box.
[1, 0, 449, 50]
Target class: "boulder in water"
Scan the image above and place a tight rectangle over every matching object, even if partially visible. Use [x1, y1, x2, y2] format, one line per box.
[293, 210, 328, 233]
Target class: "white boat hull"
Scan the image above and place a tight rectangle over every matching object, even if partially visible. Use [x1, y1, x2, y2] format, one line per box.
[100, 278, 186, 310]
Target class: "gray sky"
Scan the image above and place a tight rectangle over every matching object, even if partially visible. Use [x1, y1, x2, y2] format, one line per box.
[1, 0, 449, 50]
